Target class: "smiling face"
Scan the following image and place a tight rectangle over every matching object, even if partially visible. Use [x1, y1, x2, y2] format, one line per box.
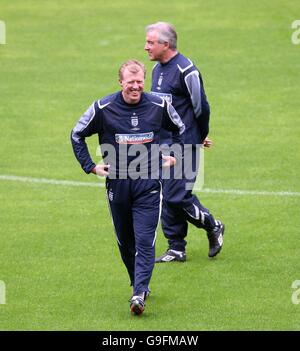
[119, 65, 145, 104]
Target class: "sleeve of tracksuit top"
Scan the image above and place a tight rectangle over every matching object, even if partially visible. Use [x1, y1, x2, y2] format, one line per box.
[184, 68, 210, 143]
[71, 101, 102, 174]
[161, 99, 185, 160]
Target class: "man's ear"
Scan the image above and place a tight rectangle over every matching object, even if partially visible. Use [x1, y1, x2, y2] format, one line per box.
[119, 79, 123, 87]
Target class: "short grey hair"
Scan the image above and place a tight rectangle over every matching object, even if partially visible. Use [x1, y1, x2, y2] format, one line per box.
[146, 21, 177, 50]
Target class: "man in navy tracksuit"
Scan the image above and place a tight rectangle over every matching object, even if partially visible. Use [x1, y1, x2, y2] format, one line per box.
[71, 60, 184, 315]
[145, 22, 225, 262]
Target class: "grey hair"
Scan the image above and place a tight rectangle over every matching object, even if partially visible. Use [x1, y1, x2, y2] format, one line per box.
[145, 21, 177, 50]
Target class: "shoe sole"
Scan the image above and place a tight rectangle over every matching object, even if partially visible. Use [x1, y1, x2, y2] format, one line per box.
[130, 302, 144, 315]
[155, 258, 186, 263]
[209, 223, 225, 258]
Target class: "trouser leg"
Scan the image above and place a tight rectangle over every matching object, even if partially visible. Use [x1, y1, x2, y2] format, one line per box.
[106, 179, 135, 286]
[131, 179, 161, 295]
[161, 180, 188, 251]
[161, 144, 216, 251]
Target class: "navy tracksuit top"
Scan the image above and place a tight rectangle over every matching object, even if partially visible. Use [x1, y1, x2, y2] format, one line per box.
[71, 91, 185, 176]
[150, 52, 210, 145]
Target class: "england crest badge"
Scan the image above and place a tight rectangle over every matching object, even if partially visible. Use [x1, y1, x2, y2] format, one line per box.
[131, 113, 139, 130]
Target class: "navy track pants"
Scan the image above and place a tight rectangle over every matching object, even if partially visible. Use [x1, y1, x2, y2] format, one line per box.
[161, 145, 216, 251]
[106, 178, 161, 295]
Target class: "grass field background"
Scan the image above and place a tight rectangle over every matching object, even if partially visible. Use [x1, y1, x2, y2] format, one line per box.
[0, 0, 300, 330]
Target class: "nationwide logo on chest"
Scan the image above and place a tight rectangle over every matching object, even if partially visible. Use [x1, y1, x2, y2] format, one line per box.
[115, 132, 154, 144]
[150, 91, 172, 104]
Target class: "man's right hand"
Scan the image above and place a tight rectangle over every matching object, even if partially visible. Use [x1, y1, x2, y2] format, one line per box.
[203, 137, 213, 148]
[92, 164, 110, 176]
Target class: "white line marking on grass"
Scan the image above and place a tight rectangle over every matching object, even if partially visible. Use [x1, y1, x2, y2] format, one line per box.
[198, 188, 300, 197]
[0, 174, 104, 187]
[0, 174, 300, 197]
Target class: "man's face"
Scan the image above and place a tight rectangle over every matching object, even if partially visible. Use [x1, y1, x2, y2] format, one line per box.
[144, 30, 167, 61]
[119, 67, 144, 104]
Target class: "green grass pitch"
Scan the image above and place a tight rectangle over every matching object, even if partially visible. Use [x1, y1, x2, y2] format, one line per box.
[0, 0, 300, 330]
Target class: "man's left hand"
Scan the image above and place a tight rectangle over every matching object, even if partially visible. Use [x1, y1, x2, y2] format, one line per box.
[162, 155, 176, 167]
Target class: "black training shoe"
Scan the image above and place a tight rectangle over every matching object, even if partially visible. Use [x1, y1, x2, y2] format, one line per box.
[207, 220, 225, 258]
[130, 295, 145, 315]
[155, 249, 186, 263]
